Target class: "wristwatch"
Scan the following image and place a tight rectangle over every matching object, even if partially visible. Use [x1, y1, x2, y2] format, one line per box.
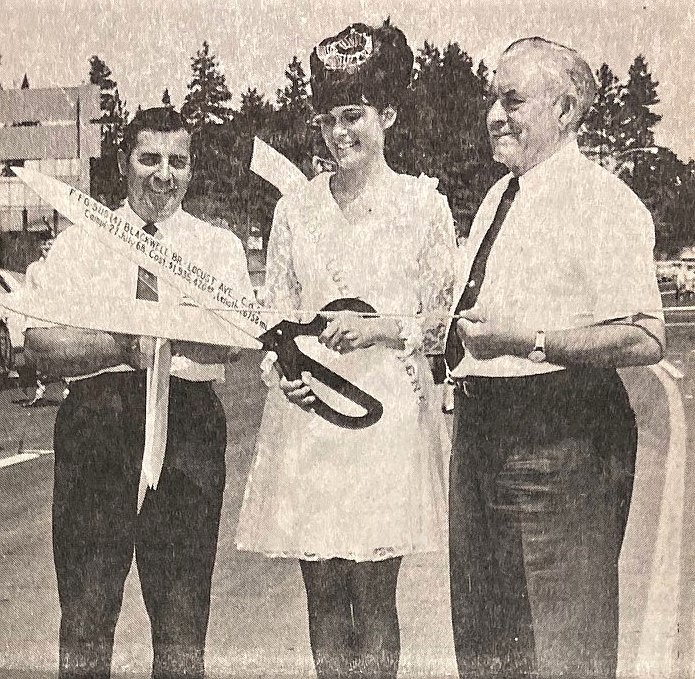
[527, 330, 547, 363]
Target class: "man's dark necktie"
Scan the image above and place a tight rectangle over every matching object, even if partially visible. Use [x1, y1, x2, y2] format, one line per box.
[136, 222, 158, 302]
[444, 176, 520, 370]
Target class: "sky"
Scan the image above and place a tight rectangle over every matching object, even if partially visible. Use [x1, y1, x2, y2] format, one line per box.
[1, 0, 693, 160]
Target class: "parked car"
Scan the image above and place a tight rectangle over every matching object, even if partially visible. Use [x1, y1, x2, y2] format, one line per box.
[0, 269, 26, 373]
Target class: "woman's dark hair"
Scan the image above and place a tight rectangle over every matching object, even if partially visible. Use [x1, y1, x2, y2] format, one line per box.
[119, 107, 190, 162]
[310, 19, 413, 113]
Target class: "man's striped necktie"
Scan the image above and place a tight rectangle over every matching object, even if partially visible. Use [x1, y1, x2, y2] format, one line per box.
[136, 222, 158, 301]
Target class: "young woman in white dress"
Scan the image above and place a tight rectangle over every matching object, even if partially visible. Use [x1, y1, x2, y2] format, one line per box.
[236, 20, 456, 678]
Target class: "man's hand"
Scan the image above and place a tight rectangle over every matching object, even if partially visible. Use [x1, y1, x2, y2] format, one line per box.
[455, 306, 531, 360]
[279, 371, 316, 410]
[171, 341, 238, 364]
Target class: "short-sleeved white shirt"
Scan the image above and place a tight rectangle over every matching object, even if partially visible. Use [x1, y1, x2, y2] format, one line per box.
[27, 200, 253, 382]
[448, 140, 663, 378]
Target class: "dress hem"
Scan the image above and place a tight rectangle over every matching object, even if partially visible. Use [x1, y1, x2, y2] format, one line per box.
[235, 542, 444, 562]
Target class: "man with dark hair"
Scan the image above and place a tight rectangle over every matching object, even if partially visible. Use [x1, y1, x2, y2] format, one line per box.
[24, 107, 253, 678]
[445, 39, 664, 678]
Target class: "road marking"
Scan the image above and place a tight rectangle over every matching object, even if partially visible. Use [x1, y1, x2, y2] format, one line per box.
[660, 359, 685, 380]
[0, 449, 54, 468]
[632, 364, 688, 675]
[0, 453, 39, 468]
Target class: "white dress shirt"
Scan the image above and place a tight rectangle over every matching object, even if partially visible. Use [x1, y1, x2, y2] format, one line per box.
[26, 200, 252, 381]
[448, 140, 663, 378]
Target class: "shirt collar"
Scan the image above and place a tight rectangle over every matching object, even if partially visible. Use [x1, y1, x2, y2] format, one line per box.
[121, 200, 183, 233]
[516, 139, 582, 192]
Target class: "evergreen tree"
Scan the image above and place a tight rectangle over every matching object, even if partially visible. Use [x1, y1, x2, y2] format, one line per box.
[162, 88, 172, 108]
[619, 55, 662, 154]
[276, 56, 310, 113]
[181, 41, 233, 220]
[580, 64, 623, 167]
[400, 41, 503, 237]
[88, 56, 129, 205]
[239, 87, 274, 120]
[20, 74, 29, 89]
[275, 57, 317, 175]
[181, 41, 232, 128]
[617, 56, 663, 203]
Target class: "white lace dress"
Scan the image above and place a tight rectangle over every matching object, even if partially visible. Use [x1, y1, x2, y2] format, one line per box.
[236, 170, 456, 561]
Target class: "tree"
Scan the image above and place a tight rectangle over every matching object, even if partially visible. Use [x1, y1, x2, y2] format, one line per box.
[181, 41, 233, 220]
[616, 55, 663, 199]
[20, 74, 29, 89]
[181, 41, 232, 129]
[578, 57, 690, 254]
[580, 64, 623, 167]
[277, 56, 310, 113]
[88, 56, 129, 205]
[275, 57, 316, 174]
[161, 88, 172, 108]
[619, 55, 662, 154]
[399, 40, 504, 236]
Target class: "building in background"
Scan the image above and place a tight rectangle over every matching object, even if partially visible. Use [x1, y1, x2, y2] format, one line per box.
[0, 84, 101, 270]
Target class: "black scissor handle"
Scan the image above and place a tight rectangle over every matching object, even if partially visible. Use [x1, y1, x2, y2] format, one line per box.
[257, 298, 384, 430]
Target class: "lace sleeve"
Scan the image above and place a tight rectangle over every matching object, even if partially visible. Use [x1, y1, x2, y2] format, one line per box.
[416, 188, 457, 355]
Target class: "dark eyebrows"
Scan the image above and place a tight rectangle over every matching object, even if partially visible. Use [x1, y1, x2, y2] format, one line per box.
[136, 151, 189, 162]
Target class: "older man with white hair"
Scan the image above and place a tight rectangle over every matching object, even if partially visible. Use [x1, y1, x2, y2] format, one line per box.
[445, 38, 664, 678]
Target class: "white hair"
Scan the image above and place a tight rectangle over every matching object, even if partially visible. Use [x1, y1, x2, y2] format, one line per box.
[503, 37, 597, 131]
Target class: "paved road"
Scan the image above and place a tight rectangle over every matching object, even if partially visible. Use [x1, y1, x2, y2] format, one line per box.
[0, 343, 693, 678]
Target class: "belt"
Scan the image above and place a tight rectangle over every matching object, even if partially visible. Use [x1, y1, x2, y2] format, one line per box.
[451, 369, 619, 399]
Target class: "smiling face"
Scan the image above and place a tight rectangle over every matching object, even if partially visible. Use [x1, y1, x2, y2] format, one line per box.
[313, 104, 395, 171]
[487, 49, 570, 176]
[118, 128, 192, 223]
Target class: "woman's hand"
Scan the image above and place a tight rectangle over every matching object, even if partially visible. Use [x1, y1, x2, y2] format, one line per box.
[279, 371, 316, 410]
[319, 311, 397, 353]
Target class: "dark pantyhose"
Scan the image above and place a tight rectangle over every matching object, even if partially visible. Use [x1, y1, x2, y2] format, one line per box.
[299, 557, 402, 679]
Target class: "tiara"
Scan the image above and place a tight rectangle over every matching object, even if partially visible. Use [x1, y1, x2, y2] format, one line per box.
[316, 27, 374, 71]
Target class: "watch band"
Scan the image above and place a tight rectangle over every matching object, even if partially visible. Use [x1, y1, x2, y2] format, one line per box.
[534, 330, 546, 353]
[527, 330, 547, 363]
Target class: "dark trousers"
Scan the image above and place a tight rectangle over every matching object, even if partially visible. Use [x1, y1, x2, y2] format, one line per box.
[449, 369, 637, 678]
[52, 372, 227, 679]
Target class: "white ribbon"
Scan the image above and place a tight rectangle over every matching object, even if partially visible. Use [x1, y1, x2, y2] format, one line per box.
[138, 337, 172, 511]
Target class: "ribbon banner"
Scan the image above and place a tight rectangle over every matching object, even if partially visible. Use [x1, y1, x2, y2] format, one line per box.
[13, 167, 278, 339]
[4, 147, 384, 507]
[9, 166, 273, 510]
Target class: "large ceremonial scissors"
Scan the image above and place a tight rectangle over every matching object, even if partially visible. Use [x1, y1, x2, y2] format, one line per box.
[5, 166, 384, 430]
[258, 297, 383, 428]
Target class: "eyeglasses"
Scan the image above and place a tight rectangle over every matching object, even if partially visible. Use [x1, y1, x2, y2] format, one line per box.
[310, 107, 366, 130]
